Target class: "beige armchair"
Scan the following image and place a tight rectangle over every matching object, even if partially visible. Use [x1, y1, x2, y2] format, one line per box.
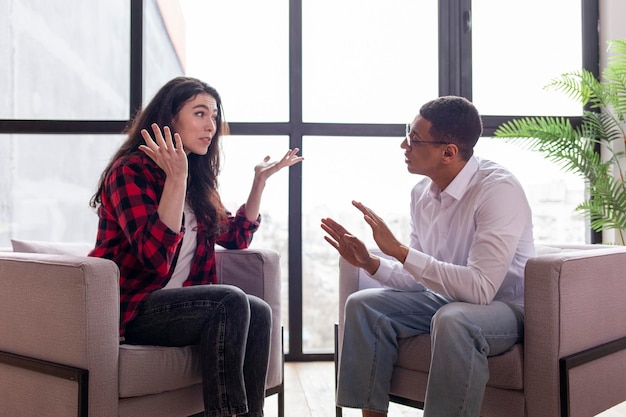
[335, 245, 626, 417]
[0, 243, 284, 417]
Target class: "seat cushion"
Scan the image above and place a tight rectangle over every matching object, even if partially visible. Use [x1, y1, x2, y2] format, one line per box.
[395, 334, 524, 390]
[119, 344, 201, 398]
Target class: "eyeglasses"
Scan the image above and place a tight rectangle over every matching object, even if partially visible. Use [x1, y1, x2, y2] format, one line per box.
[405, 123, 449, 147]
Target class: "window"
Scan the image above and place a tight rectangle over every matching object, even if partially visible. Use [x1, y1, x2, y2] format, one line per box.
[219, 135, 292, 350]
[302, 0, 438, 123]
[472, 0, 583, 116]
[0, 1, 130, 120]
[301, 136, 416, 352]
[179, 0, 289, 122]
[0, 133, 125, 244]
[0, 0, 597, 359]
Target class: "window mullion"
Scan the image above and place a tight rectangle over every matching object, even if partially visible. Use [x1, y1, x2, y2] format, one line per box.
[439, 0, 471, 98]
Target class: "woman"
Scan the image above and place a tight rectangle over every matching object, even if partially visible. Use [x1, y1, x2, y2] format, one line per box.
[89, 76, 302, 417]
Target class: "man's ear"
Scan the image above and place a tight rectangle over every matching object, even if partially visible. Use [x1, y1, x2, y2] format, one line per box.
[442, 144, 458, 161]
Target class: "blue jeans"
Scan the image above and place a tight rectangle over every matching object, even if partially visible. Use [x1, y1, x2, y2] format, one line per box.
[124, 284, 271, 417]
[336, 288, 524, 417]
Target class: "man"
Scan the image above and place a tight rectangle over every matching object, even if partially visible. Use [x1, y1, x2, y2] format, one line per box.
[321, 96, 534, 417]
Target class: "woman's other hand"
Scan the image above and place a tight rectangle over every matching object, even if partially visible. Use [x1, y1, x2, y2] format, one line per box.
[253, 148, 303, 184]
[244, 148, 303, 222]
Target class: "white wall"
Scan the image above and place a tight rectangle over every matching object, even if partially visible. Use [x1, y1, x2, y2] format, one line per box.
[600, 0, 626, 66]
[599, 0, 626, 244]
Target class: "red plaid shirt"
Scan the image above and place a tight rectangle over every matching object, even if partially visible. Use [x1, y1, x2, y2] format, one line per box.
[89, 153, 260, 340]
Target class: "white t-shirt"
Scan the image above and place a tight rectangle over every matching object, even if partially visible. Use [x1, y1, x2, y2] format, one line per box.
[165, 201, 198, 289]
[372, 156, 535, 306]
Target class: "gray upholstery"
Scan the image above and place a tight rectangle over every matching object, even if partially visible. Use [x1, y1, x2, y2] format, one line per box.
[0, 243, 283, 417]
[336, 245, 626, 417]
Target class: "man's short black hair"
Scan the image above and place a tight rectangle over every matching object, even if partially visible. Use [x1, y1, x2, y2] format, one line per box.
[419, 96, 483, 160]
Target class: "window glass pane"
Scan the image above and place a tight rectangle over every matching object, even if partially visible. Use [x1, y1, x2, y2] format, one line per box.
[0, 134, 125, 246]
[219, 135, 291, 352]
[178, 0, 289, 122]
[143, 0, 186, 104]
[474, 138, 586, 244]
[302, 0, 438, 123]
[472, 0, 582, 116]
[302, 136, 418, 353]
[0, 1, 130, 120]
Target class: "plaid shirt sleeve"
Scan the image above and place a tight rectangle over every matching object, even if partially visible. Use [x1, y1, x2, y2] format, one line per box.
[216, 204, 261, 249]
[105, 156, 183, 276]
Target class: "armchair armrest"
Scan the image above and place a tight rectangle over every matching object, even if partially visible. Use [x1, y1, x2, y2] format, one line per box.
[0, 252, 121, 417]
[337, 249, 387, 356]
[524, 246, 626, 417]
[214, 247, 283, 389]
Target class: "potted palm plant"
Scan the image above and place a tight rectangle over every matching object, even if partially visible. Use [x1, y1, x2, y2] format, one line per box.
[494, 39, 626, 244]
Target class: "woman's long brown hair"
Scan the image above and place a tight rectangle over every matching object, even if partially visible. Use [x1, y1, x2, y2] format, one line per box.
[90, 76, 229, 238]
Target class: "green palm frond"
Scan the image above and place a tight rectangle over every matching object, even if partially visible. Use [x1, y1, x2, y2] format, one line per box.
[608, 38, 626, 58]
[577, 174, 626, 231]
[604, 40, 626, 120]
[494, 39, 626, 244]
[581, 111, 625, 154]
[544, 70, 603, 109]
[494, 117, 608, 181]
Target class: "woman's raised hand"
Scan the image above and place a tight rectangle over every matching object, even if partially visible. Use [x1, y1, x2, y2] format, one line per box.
[139, 123, 188, 181]
[138, 123, 188, 231]
[254, 148, 304, 183]
[243, 148, 303, 222]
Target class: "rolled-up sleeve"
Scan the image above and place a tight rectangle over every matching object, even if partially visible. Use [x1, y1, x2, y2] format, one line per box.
[216, 204, 261, 249]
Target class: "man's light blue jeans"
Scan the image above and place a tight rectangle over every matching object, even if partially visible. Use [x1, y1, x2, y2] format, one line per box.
[336, 288, 524, 417]
[124, 284, 271, 417]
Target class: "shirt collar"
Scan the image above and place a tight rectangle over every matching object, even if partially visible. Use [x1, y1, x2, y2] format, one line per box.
[431, 156, 479, 201]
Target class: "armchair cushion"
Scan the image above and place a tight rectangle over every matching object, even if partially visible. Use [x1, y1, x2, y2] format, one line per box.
[118, 345, 201, 398]
[395, 335, 524, 390]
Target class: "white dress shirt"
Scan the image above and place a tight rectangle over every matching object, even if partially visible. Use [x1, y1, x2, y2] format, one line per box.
[372, 156, 535, 306]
